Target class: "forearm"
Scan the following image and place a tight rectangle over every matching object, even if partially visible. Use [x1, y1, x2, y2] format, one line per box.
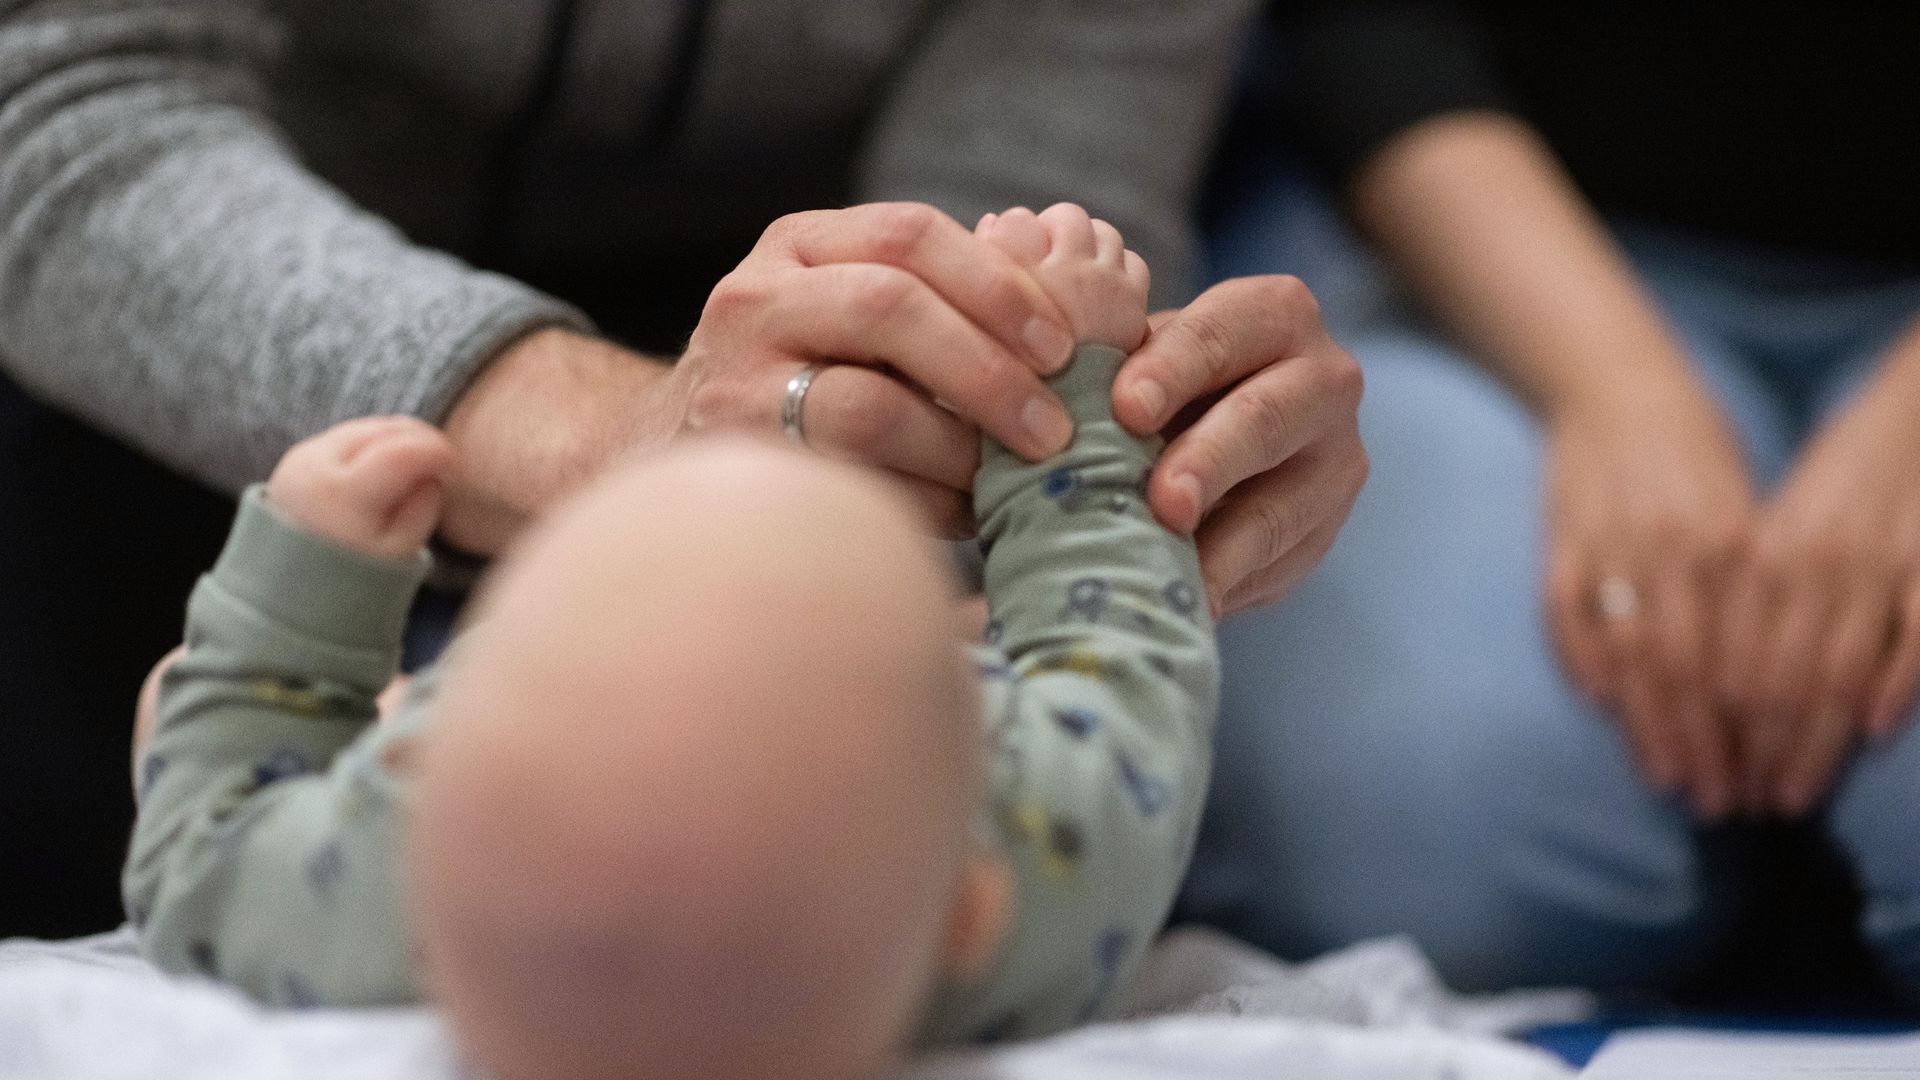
[0, 0, 588, 493]
[125, 488, 426, 1003]
[1350, 112, 1703, 418]
[927, 344, 1219, 1042]
[1844, 317, 1920, 426]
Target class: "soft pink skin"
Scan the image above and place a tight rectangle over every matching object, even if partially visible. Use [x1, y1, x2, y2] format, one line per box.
[447, 201, 1366, 621]
[408, 438, 998, 1080]
[975, 204, 1150, 352]
[264, 415, 456, 560]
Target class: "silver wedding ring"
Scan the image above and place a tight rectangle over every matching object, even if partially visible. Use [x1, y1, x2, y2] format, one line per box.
[1596, 576, 1641, 620]
[781, 363, 825, 447]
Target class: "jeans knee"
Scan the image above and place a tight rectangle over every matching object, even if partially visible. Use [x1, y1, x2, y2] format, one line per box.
[1190, 661, 1716, 992]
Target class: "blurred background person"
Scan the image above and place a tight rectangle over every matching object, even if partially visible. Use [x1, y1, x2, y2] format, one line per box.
[0, 0, 1368, 940]
[1180, 1, 1920, 1006]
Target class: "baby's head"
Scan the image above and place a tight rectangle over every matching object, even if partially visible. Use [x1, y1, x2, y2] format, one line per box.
[407, 438, 1009, 1080]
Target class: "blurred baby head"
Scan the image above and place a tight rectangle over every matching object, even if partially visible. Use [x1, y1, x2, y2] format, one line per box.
[407, 437, 1008, 1080]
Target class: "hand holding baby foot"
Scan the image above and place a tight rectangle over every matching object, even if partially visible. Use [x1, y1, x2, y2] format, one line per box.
[267, 417, 456, 561]
[976, 204, 1150, 352]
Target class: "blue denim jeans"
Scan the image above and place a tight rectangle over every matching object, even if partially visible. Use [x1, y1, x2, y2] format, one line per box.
[1179, 166, 1920, 996]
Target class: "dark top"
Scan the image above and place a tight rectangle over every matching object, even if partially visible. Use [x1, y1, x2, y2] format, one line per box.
[1275, 1, 1920, 267]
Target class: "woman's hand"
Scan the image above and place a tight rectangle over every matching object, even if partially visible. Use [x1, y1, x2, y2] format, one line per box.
[1718, 342, 1920, 816]
[1544, 376, 1756, 820]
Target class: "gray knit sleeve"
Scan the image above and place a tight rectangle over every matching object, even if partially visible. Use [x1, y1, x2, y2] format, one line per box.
[856, 0, 1260, 308]
[0, 0, 590, 493]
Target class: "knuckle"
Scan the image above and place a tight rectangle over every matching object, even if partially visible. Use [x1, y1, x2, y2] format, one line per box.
[683, 375, 748, 432]
[1175, 310, 1240, 385]
[1326, 349, 1365, 411]
[865, 202, 941, 264]
[949, 357, 1018, 421]
[845, 266, 917, 325]
[762, 210, 808, 241]
[1253, 274, 1321, 323]
[1250, 492, 1308, 567]
[700, 271, 767, 323]
[1238, 382, 1300, 456]
[816, 376, 900, 455]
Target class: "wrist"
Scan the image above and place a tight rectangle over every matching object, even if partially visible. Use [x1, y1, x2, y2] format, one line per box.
[439, 327, 670, 553]
[1537, 350, 1714, 430]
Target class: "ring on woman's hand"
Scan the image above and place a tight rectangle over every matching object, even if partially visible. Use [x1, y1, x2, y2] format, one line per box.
[781, 363, 826, 447]
[1596, 576, 1641, 620]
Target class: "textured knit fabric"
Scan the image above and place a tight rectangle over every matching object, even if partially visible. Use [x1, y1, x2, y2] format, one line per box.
[124, 343, 1219, 1040]
[0, 0, 1254, 494]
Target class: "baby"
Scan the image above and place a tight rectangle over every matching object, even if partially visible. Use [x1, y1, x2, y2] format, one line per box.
[124, 204, 1219, 1080]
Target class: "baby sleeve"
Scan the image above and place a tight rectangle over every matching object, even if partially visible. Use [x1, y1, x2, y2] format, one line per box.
[922, 343, 1221, 1043]
[123, 486, 429, 1006]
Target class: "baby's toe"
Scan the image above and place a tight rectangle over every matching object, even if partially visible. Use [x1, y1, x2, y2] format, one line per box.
[1091, 218, 1126, 266]
[1037, 203, 1097, 257]
[984, 206, 1050, 265]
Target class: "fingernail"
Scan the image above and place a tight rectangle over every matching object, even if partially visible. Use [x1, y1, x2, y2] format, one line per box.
[1023, 318, 1074, 373]
[1130, 378, 1168, 426]
[1023, 396, 1073, 456]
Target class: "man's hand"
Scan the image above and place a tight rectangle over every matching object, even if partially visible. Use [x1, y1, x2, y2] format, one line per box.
[1112, 275, 1368, 617]
[440, 204, 1077, 551]
[649, 203, 1079, 537]
[1718, 334, 1920, 816]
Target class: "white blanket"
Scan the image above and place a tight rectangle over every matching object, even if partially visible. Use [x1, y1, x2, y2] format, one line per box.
[0, 927, 1589, 1080]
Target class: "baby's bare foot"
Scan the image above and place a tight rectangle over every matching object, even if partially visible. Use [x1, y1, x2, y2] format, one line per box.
[267, 416, 455, 560]
[977, 203, 1150, 351]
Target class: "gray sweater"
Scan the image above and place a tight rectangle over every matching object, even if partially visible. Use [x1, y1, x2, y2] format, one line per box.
[0, 0, 1255, 494]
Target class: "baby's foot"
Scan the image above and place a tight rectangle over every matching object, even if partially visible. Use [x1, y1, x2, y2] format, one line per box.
[267, 416, 455, 560]
[977, 203, 1150, 351]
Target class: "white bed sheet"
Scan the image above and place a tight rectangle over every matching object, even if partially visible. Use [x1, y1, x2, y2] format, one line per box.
[0, 926, 1588, 1079]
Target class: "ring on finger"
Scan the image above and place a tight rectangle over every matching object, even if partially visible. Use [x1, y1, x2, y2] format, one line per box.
[1596, 576, 1642, 621]
[781, 363, 827, 447]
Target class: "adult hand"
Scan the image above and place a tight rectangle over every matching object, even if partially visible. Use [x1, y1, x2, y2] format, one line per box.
[1719, 344, 1920, 816]
[1111, 275, 1368, 617]
[648, 202, 1078, 536]
[1542, 375, 1755, 820]
[440, 203, 1076, 551]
